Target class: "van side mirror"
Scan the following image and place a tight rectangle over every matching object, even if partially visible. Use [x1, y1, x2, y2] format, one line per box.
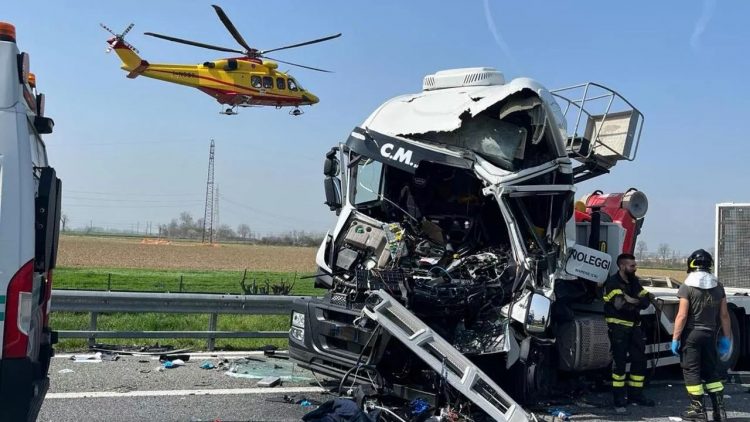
[323, 148, 339, 177]
[324, 177, 342, 212]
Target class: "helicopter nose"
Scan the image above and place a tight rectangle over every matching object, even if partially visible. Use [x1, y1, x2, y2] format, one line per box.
[302, 93, 319, 104]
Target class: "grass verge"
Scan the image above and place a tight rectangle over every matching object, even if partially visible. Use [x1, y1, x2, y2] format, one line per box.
[51, 267, 325, 351]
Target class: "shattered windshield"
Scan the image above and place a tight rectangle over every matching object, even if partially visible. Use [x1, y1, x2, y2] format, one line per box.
[353, 158, 383, 205]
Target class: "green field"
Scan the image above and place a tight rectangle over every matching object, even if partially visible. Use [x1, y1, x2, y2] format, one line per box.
[51, 267, 326, 351]
[53, 267, 325, 296]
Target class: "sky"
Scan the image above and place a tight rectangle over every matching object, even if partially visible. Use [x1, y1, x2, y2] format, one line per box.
[5, 0, 749, 255]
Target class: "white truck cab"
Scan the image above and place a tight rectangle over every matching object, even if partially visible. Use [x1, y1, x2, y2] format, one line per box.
[0, 22, 59, 421]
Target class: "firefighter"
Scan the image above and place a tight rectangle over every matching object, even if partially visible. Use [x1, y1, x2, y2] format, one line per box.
[671, 249, 731, 421]
[603, 253, 655, 409]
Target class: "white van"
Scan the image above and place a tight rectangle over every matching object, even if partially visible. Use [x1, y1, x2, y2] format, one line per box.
[0, 22, 59, 421]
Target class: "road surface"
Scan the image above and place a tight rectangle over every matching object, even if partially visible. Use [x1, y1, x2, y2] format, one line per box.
[38, 351, 750, 421]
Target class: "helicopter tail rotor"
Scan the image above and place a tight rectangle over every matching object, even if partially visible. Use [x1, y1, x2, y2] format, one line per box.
[101, 23, 139, 54]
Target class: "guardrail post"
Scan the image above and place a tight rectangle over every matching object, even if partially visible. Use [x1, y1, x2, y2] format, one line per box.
[207, 313, 218, 351]
[88, 312, 98, 347]
[179, 275, 184, 293]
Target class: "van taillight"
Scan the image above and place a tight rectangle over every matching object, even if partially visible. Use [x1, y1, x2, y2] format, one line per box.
[3, 260, 33, 358]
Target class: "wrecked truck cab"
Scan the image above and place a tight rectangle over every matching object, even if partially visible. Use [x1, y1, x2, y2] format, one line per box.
[291, 67, 645, 414]
[318, 69, 576, 295]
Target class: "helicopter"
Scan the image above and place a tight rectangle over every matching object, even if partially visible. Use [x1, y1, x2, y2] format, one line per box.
[103, 4, 340, 115]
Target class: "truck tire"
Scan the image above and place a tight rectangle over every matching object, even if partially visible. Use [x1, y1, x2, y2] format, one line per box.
[717, 310, 741, 375]
[505, 347, 554, 404]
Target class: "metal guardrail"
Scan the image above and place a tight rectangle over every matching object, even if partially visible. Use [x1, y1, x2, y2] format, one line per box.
[50, 290, 307, 350]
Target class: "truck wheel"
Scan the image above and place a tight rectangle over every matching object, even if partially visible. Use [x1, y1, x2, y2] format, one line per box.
[717, 310, 741, 375]
[506, 348, 554, 404]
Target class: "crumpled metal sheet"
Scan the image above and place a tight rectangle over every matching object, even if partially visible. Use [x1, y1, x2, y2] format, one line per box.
[361, 78, 561, 138]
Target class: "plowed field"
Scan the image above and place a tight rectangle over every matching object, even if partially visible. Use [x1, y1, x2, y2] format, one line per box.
[57, 235, 317, 272]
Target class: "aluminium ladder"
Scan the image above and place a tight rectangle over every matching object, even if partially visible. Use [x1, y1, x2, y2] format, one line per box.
[363, 290, 532, 422]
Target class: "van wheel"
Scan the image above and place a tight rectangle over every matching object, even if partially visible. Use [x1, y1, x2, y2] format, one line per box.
[717, 310, 741, 375]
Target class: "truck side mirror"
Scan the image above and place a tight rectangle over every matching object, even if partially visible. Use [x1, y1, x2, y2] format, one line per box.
[324, 177, 342, 212]
[323, 148, 339, 177]
[525, 293, 551, 334]
[34, 116, 54, 135]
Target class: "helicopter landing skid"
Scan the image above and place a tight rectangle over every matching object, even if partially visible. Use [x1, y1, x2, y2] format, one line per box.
[220, 105, 239, 116]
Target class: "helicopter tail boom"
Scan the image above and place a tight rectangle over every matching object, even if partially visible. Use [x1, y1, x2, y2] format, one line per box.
[107, 37, 148, 77]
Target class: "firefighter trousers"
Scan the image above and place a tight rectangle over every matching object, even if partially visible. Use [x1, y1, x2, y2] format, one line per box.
[608, 324, 647, 393]
[681, 328, 724, 396]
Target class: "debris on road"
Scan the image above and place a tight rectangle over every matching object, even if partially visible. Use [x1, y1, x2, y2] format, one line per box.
[162, 358, 185, 369]
[160, 354, 190, 362]
[200, 361, 216, 369]
[58, 369, 74, 374]
[549, 408, 571, 421]
[70, 352, 102, 363]
[101, 352, 120, 361]
[257, 376, 281, 387]
[90, 343, 192, 356]
[226, 357, 311, 382]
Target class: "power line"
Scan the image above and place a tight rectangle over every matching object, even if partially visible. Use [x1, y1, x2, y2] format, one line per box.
[66, 189, 202, 197]
[65, 196, 203, 204]
[220, 194, 330, 226]
[64, 204, 202, 209]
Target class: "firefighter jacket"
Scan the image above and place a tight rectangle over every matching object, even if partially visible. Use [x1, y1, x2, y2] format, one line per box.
[603, 272, 650, 327]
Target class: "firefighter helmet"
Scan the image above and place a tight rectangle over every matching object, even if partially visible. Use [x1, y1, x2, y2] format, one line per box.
[687, 249, 713, 273]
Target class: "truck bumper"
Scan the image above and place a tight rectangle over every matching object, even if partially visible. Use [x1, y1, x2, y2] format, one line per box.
[288, 296, 380, 379]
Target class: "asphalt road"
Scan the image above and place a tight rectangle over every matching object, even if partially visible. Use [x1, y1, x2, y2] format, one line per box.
[38, 351, 750, 422]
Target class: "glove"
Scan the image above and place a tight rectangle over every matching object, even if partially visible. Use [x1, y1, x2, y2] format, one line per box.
[671, 339, 680, 356]
[718, 336, 732, 356]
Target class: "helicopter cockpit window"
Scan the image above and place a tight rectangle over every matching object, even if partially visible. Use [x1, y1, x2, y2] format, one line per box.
[263, 77, 274, 89]
[276, 78, 286, 90]
[251, 76, 262, 88]
[288, 79, 298, 91]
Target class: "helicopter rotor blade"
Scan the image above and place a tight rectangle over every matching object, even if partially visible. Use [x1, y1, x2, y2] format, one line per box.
[260, 33, 341, 55]
[100, 23, 117, 36]
[121, 23, 135, 38]
[262, 56, 333, 73]
[144, 32, 245, 54]
[211, 4, 254, 53]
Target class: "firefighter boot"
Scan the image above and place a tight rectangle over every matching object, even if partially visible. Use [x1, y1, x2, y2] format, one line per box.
[613, 388, 627, 409]
[682, 394, 707, 421]
[708, 392, 727, 421]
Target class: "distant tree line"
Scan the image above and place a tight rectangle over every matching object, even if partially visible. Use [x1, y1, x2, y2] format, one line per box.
[62, 211, 324, 247]
[634, 240, 711, 270]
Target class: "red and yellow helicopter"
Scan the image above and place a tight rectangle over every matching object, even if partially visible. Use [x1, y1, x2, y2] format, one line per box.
[103, 4, 340, 115]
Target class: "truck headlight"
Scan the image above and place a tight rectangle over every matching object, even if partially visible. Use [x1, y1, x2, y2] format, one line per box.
[292, 311, 305, 329]
[290, 327, 305, 343]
